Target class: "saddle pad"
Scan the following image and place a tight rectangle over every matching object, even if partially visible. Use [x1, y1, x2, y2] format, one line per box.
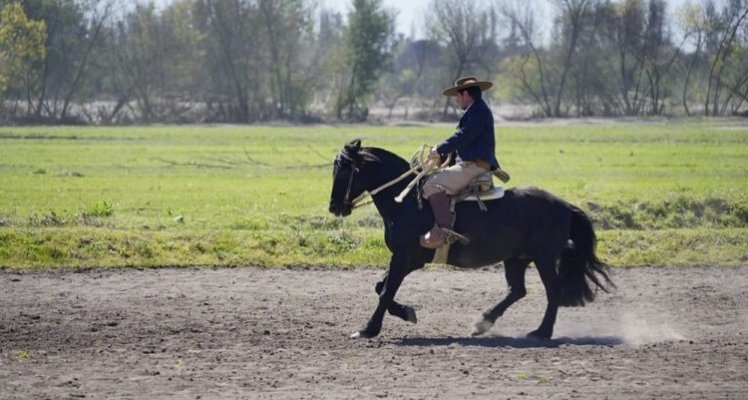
[461, 186, 504, 202]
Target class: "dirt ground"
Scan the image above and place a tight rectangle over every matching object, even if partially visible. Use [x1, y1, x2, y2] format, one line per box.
[1, 265, 747, 399]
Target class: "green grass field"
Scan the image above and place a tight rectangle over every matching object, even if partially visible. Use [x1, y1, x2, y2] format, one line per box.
[1, 121, 747, 269]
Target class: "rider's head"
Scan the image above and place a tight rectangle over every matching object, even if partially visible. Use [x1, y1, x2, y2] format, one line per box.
[458, 86, 482, 100]
[455, 86, 480, 110]
[443, 77, 491, 111]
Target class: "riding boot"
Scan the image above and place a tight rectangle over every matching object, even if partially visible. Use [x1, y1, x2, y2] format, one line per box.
[420, 191, 454, 249]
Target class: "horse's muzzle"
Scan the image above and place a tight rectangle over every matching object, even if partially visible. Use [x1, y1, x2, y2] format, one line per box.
[329, 202, 352, 217]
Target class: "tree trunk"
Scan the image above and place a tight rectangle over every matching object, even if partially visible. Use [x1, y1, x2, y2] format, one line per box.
[682, 34, 703, 116]
[62, 9, 108, 120]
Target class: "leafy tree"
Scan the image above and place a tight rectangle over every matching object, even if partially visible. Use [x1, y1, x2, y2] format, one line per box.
[336, 0, 395, 121]
[311, 8, 345, 116]
[19, 0, 100, 121]
[0, 2, 46, 119]
[1, 0, 745, 123]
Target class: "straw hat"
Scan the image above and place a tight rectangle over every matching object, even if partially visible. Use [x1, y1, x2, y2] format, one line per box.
[442, 76, 493, 96]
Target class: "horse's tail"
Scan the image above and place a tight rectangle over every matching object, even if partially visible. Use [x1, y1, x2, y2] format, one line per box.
[558, 205, 615, 307]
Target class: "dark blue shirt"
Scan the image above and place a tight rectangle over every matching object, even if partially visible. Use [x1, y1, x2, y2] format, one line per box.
[436, 98, 499, 170]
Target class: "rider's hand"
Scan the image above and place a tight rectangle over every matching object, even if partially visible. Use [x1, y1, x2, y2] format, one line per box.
[428, 149, 442, 165]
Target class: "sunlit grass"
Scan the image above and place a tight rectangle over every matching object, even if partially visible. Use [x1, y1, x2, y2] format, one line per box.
[0, 121, 746, 268]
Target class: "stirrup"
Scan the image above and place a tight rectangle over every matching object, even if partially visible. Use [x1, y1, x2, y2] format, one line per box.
[441, 228, 470, 245]
[420, 226, 447, 249]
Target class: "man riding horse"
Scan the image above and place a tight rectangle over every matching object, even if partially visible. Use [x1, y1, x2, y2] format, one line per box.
[421, 77, 500, 249]
[328, 77, 613, 340]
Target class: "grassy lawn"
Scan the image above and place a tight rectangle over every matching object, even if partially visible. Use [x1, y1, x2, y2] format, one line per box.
[0, 121, 746, 269]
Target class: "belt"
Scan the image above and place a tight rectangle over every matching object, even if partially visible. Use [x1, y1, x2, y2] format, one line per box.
[473, 158, 491, 170]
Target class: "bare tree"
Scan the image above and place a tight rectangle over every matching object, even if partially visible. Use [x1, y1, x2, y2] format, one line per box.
[60, 0, 113, 121]
[194, 0, 262, 122]
[426, 0, 499, 118]
[703, 0, 748, 116]
[611, 0, 648, 115]
[499, 0, 553, 116]
[499, 0, 591, 117]
[678, 2, 708, 116]
[258, 0, 316, 120]
[637, 0, 683, 115]
[551, 0, 592, 116]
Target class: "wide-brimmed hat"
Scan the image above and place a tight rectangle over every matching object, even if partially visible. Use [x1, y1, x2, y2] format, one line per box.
[442, 76, 493, 96]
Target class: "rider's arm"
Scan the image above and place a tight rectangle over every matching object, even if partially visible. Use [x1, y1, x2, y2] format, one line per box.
[435, 106, 484, 158]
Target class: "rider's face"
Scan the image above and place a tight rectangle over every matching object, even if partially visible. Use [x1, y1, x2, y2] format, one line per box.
[455, 91, 473, 110]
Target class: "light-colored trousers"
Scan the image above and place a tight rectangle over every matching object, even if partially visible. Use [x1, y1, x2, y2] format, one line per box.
[422, 161, 488, 199]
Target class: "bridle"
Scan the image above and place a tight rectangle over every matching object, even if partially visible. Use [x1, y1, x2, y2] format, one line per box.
[341, 164, 360, 209]
[336, 159, 418, 211]
[335, 145, 449, 212]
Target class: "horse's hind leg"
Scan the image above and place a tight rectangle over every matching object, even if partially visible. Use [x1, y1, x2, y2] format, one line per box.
[472, 258, 530, 336]
[528, 256, 561, 339]
[375, 268, 420, 324]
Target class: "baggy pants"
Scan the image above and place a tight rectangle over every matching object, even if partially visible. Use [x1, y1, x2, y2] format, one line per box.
[422, 161, 488, 199]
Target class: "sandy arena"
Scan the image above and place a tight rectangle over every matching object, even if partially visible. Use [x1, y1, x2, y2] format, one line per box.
[1, 265, 747, 399]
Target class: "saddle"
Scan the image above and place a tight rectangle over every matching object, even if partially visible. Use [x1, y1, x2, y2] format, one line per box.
[451, 171, 505, 212]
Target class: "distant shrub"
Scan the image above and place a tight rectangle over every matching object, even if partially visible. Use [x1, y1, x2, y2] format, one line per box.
[587, 197, 748, 230]
[86, 201, 114, 218]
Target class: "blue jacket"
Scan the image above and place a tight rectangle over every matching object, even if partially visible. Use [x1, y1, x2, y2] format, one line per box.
[436, 98, 499, 170]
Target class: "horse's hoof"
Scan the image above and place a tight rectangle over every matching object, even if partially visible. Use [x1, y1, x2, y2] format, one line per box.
[471, 319, 494, 336]
[350, 330, 378, 339]
[527, 329, 552, 340]
[404, 306, 418, 324]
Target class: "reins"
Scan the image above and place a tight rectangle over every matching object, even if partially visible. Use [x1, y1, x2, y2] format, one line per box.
[350, 145, 451, 210]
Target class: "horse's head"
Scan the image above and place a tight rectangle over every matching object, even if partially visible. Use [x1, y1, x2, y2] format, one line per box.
[329, 139, 380, 217]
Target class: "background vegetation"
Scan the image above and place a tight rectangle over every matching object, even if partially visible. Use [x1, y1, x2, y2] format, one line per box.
[1, 0, 747, 124]
[1, 122, 746, 269]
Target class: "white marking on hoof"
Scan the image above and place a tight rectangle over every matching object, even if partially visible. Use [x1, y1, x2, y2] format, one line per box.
[471, 319, 493, 336]
[350, 331, 362, 339]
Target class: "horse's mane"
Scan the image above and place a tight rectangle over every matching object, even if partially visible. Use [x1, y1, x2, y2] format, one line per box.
[363, 147, 410, 172]
[337, 144, 410, 174]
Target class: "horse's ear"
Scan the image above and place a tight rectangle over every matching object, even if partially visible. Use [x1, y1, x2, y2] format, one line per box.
[359, 149, 380, 163]
[345, 139, 362, 151]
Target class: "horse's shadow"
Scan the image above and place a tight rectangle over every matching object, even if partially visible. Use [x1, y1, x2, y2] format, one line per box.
[395, 335, 624, 349]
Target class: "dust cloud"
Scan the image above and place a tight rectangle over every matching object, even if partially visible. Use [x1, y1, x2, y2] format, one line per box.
[619, 312, 686, 345]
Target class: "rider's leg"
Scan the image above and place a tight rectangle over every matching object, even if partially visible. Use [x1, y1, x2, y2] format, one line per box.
[420, 190, 453, 249]
[420, 161, 486, 249]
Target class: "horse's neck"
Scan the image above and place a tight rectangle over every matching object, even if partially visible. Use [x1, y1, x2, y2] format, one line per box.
[364, 149, 421, 221]
[362, 148, 408, 189]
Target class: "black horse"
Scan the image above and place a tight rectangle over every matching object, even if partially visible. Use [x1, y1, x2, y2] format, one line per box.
[328, 140, 613, 339]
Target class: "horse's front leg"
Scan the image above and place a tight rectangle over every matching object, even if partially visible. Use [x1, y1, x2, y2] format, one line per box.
[375, 267, 421, 324]
[352, 253, 409, 338]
